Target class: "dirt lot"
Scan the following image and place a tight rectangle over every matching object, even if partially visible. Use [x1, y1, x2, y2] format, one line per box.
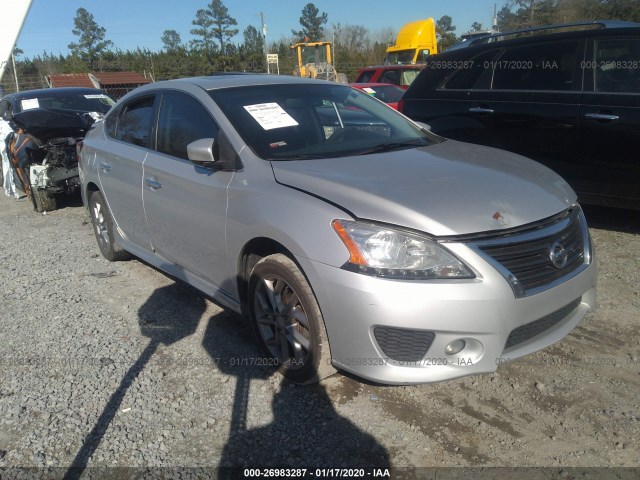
[0, 192, 638, 477]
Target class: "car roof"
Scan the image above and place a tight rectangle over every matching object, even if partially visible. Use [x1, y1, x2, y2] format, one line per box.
[131, 74, 337, 94]
[462, 20, 640, 49]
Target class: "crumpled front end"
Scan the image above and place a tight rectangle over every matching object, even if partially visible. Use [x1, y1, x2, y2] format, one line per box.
[4, 108, 102, 211]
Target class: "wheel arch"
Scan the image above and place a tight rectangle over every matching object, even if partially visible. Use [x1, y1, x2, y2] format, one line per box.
[83, 181, 100, 210]
[237, 237, 290, 315]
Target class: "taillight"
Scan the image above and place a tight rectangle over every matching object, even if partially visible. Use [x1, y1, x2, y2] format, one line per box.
[398, 99, 404, 113]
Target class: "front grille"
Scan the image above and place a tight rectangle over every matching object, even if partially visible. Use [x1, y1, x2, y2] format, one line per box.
[373, 326, 435, 362]
[473, 208, 589, 297]
[505, 297, 581, 349]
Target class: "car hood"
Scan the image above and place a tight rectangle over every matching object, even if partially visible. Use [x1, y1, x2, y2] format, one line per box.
[271, 140, 576, 236]
[12, 108, 101, 142]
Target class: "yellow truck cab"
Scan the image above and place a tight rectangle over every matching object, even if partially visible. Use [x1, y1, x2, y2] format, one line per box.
[384, 18, 438, 65]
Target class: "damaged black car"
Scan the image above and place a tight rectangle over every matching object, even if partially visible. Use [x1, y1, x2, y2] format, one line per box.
[0, 87, 115, 212]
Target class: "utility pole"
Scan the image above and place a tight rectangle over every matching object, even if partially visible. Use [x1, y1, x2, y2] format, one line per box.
[493, 3, 498, 32]
[11, 51, 19, 92]
[261, 12, 269, 74]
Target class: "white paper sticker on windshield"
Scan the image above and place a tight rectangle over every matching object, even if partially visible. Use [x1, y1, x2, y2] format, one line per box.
[20, 98, 40, 111]
[84, 94, 108, 99]
[362, 87, 376, 94]
[243, 103, 298, 130]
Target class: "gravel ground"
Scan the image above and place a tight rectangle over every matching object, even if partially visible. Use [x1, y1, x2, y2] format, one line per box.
[0, 193, 639, 476]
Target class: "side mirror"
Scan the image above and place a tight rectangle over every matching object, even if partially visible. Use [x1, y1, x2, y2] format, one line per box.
[187, 133, 243, 172]
[187, 138, 215, 168]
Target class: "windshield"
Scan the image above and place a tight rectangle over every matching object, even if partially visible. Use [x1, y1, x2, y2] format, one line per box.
[384, 50, 415, 65]
[356, 85, 404, 103]
[209, 83, 440, 161]
[16, 92, 115, 114]
[301, 45, 327, 65]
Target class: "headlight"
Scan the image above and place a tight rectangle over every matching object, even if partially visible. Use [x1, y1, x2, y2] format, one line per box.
[332, 219, 474, 280]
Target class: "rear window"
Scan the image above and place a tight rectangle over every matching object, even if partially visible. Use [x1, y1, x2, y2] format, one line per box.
[116, 96, 155, 148]
[16, 92, 114, 113]
[492, 40, 579, 91]
[593, 37, 640, 93]
[355, 70, 375, 83]
[441, 50, 501, 90]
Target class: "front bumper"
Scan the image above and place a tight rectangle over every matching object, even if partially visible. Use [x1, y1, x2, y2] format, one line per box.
[297, 243, 597, 385]
[29, 164, 79, 192]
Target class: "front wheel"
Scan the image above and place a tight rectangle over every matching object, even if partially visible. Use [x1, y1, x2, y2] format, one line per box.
[249, 254, 335, 384]
[88, 190, 130, 261]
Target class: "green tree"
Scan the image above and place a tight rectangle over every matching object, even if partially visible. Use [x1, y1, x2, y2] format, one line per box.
[161, 30, 183, 53]
[191, 0, 238, 52]
[471, 21, 484, 31]
[436, 15, 458, 50]
[292, 3, 328, 41]
[68, 8, 113, 68]
[190, 8, 217, 62]
[242, 25, 264, 56]
[601, 0, 640, 22]
[497, 0, 558, 30]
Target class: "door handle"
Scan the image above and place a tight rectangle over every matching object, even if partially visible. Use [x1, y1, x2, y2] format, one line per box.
[469, 107, 495, 114]
[144, 177, 162, 190]
[585, 113, 619, 121]
[98, 162, 112, 173]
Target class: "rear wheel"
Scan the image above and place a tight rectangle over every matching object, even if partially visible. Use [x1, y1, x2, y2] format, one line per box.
[32, 189, 57, 213]
[88, 190, 130, 261]
[248, 254, 335, 384]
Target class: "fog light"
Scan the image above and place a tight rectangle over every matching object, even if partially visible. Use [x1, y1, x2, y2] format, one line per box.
[445, 339, 466, 355]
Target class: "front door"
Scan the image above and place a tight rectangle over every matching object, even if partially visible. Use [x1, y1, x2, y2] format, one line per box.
[142, 91, 232, 288]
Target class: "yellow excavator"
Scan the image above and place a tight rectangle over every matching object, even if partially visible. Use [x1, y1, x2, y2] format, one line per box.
[291, 41, 348, 83]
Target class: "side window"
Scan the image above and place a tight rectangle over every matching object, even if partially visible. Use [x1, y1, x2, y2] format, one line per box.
[400, 69, 420, 87]
[0, 100, 8, 118]
[416, 49, 431, 63]
[0, 100, 13, 119]
[380, 69, 400, 85]
[356, 70, 374, 83]
[492, 41, 579, 91]
[442, 50, 501, 90]
[116, 96, 155, 148]
[594, 37, 640, 93]
[156, 92, 219, 160]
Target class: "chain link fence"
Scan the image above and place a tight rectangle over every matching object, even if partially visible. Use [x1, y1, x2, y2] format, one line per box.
[1, 60, 385, 98]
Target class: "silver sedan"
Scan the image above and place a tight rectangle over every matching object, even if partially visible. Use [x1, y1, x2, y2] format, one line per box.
[79, 74, 596, 385]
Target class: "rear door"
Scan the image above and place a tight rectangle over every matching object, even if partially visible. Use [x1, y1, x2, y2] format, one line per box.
[405, 48, 502, 144]
[142, 90, 232, 287]
[98, 95, 156, 251]
[579, 34, 640, 208]
[471, 39, 585, 181]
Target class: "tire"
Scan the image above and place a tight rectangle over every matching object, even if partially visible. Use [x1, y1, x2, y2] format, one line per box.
[88, 190, 130, 262]
[248, 254, 336, 384]
[32, 189, 57, 213]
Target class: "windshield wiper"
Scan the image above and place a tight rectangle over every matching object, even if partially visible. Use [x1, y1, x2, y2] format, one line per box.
[354, 140, 426, 155]
[270, 153, 331, 161]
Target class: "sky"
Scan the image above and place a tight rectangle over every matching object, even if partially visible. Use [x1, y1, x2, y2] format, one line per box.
[16, 0, 501, 59]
